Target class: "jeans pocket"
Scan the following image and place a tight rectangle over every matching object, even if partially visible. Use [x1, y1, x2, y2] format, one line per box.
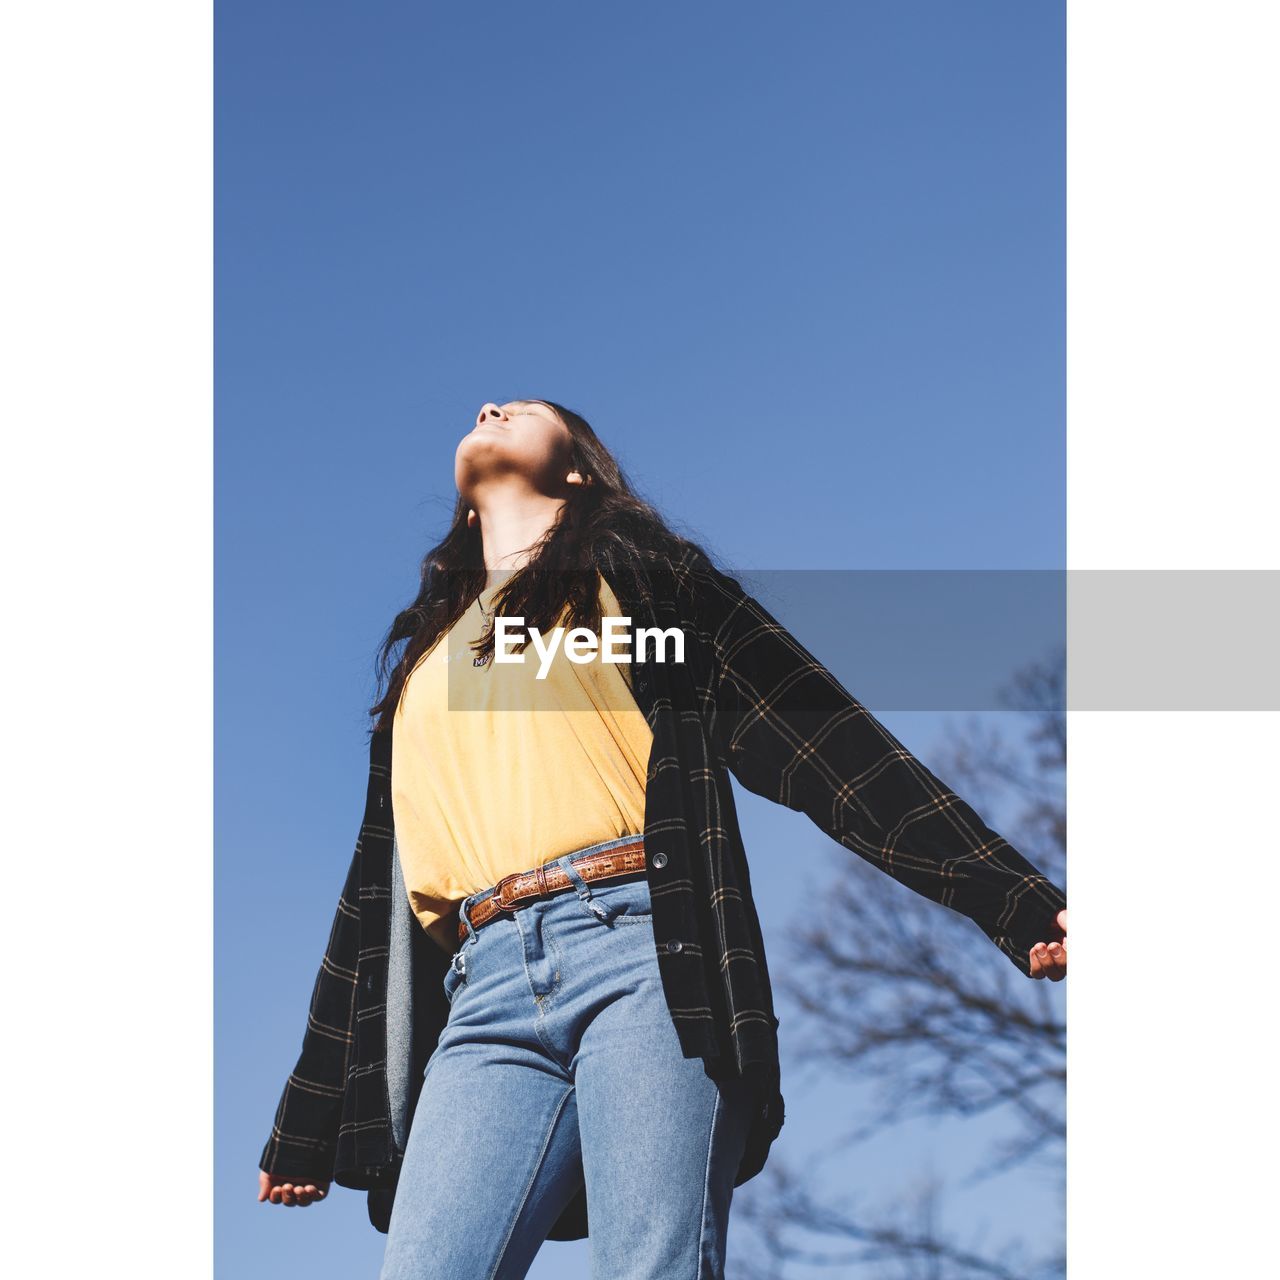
[579, 874, 653, 923]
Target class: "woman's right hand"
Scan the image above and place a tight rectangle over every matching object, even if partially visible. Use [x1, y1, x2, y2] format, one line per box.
[258, 1170, 330, 1207]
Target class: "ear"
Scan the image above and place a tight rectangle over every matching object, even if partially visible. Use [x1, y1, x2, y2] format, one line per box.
[566, 471, 593, 487]
[466, 508, 478, 527]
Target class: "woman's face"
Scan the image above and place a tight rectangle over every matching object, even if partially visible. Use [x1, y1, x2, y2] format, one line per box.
[455, 400, 574, 496]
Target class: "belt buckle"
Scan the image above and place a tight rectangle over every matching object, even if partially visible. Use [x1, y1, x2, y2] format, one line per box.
[489, 877, 517, 913]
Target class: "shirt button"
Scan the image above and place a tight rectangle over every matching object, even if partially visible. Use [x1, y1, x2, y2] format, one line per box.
[651, 851, 668, 869]
[665, 938, 683, 954]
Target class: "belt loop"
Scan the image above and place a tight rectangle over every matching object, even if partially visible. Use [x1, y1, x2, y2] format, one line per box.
[559, 854, 613, 922]
[460, 893, 480, 946]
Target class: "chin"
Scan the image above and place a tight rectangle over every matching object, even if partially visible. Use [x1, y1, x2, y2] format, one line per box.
[455, 432, 491, 464]
[454, 436, 507, 490]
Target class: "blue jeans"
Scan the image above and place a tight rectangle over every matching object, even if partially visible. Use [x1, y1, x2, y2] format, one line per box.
[378, 834, 758, 1280]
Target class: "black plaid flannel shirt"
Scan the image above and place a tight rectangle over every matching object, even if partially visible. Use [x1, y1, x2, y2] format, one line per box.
[260, 547, 1068, 1239]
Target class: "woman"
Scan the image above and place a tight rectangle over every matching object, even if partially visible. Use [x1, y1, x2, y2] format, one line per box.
[258, 399, 1069, 1279]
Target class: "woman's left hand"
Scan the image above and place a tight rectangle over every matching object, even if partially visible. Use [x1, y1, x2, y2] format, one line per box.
[1028, 909, 1068, 980]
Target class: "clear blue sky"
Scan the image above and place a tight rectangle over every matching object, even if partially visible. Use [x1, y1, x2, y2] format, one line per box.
[216, 2, 1065, 1274]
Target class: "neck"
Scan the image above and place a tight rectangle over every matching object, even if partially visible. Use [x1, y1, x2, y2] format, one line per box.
[470, 483, 568, 575]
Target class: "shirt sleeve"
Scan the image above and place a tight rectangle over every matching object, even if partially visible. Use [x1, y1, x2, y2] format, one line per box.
[681, 552, 1067, 977]
[258, 832, 362, 1181]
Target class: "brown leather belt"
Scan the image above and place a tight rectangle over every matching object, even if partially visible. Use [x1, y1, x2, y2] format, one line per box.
[457, 838, 648, 946]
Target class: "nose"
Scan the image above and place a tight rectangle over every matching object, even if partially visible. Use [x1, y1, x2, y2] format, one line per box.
[476, 403, 505, 428]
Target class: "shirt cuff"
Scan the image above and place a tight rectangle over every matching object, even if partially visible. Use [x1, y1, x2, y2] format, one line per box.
[259, 1135, 337, 1184]
[974, 875, 1067, 977]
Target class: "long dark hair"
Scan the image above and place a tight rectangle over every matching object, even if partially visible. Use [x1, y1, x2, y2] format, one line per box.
[367, 400, 720, 734]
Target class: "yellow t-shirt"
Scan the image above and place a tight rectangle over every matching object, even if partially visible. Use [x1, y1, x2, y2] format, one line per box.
[391, 572, 654, 954]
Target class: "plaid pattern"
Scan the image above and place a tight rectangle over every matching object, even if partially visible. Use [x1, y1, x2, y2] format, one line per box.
[260, 546, 1067, 1238]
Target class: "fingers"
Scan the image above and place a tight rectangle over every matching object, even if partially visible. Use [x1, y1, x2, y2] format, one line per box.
[1028, 940, 1067, 981]
[283, 1182, 324, 1206]
[261, 1177, 328, 1207]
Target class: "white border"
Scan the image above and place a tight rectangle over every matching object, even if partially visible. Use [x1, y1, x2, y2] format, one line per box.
[1068, 1, 1278, 1273]
[0, 2, 212, 1276]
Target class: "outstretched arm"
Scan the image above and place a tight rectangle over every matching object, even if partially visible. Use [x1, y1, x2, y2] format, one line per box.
[681, 553, 1067, 979]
